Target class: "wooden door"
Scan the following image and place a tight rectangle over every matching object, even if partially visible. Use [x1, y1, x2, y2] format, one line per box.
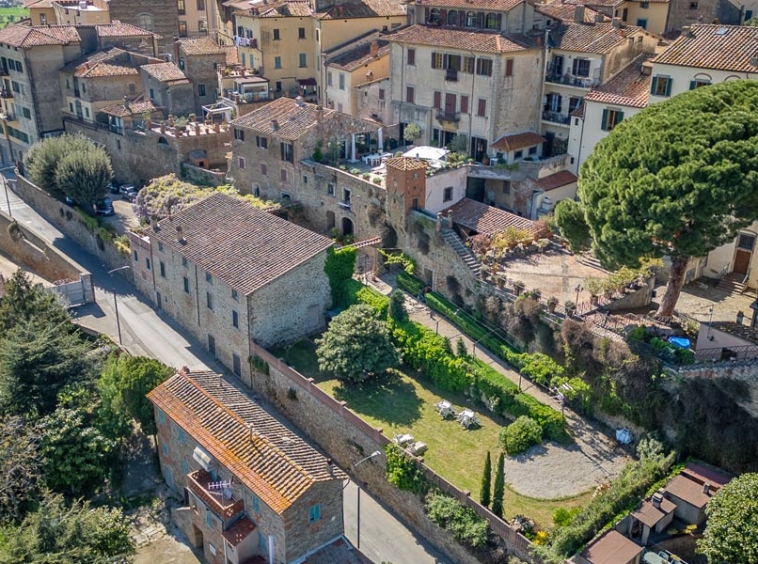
[445, 93, 456, 117]
[734, 249, 751, 274]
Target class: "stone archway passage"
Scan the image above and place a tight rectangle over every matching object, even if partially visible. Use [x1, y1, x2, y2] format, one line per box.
[342, 216, 354, 237]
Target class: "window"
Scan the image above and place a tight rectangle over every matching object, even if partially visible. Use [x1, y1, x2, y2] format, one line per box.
[149, 87, 155, 99]
[232, 289, 238, 301]
[485, 12, 500, 29]
[378, 88, 385, 100]
[514, 150, 523, 159]
[178, 21, 188, 36]
[502, 180, 511, 194]
[316, 29, 320, 42]
[198, 84, 206, 97]
[299, 53, 307, 68]
[690, 78, 710, 89]
[477, 98, 487, 117]
[505, 58, 514, 77]
[433, 91, 442, 109]
[146, 257, 151, 271]
[280, 169, 288, 182]
[640, 1, 649, 7]
[327, 183, 334, 195]
[183, 276, 190, 294]
[298, 27, 305, 39]
[276, 81, 282, 92]
[601, 108, 624, 131]
[253, 186, 260, 197]
[428, 7, 440, 22]
[327, 72, 332, 86]
[406, 86, 415, 104]
[137, 13, 153, 31]
[157, 408, 165, 424]
[133, 250, 139, 262]
[22, 107, 31, 119]
[238, 156, 246, 169]
[182, 257, 188, 268]
[746, 9, 754, 20]
[303, 174, 308, 184]
[234, 128, 245, 141]
[11, 81, 18, 93]
[274, 56, 282, 69]
[232, 353, 241, 376]
[738, 233, 756, 250]
[160, 261, 166, 278]
[339, 73, 345, 90]
[197, 0, 205, 9]
[205, 271, 213, 284]
[261, 163, 268, 176]
[232, 310, 239, 328]
[206, 511, 214, 529]
[528, 146, 537, 156]
[178, 0, 186, 14]
[273, 28, 280, 40]
[651, 76, 672, 97]
[431, 52, 443, 69]
[466, 11, 478, 27]
[162, 443, 168, 456]
[407, 48, 416, 65]
[476, 58, 493, 76]
[636, 18, 647, 29]
[256, 135, 268, 148]
[158, 242, 163, 252]
[309, 504, 321, 522]
[460, 95, 469, 114]
[250, 493, 261, 512]
[463, 56, 475, 74]
[568, 96, 582, 114]
[443, 186, 453, 202]
[280, 142, 294, 162]
[444, 54, 461, 71]
[572, 58, 590, 77]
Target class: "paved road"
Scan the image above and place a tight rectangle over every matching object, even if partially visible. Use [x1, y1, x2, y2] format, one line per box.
[4, 178, 448, 564]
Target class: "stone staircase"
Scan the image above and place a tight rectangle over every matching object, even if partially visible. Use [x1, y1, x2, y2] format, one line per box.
[717, 272, 747, 294]
[577, 252, 607, 272]
[441, 229, 481, 277]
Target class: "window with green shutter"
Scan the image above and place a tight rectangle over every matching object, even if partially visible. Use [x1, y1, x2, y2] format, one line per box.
[601, 109, 624, 131]
[651, 76, 672, 97]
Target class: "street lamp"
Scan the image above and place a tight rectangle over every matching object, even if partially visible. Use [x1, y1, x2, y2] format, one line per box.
[108, 266, 131, 345]
[353, 450, 381, 550]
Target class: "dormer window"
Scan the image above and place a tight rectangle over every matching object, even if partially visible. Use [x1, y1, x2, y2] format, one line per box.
[428, 8, 440, 23]
[466, 11, 478, 27]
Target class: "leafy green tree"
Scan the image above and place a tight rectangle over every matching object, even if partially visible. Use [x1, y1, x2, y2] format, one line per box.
[500, 416, 543, 455]
[54, 148, 113, 214]
[491, 451, 505, 518]
[697, 473, 758, 564]
[37, 405, 117, 497]
[554, 199, 590, 253]
[388, 290, 408, 323]
[480, 450, 492, 507]
[403, 123, 422, 144]
[98, 355, 174, 436]
[0, 270, 70, 338]
[316, 304, 400, 382]
[456, 337, 468, 357]
[24, 135, 92, 198]
[0, 493, 135, 562]
[578, 80, 758, 316]
[0, 319, 93, 417]
[0, 416, 43, 524]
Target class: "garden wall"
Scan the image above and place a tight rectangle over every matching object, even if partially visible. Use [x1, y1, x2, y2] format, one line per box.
[11, 175, 132, 281]
[249, 341, 537, 564]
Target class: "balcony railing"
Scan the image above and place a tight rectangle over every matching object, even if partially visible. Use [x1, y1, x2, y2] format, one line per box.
[337, 200, 351, 210]
[542, 110, 570, 125]
[445, 68, 458, 82]
[0, 89, 12, 99]
[187, 470, 245, 521]
[545, 72, 600, 89]
[436, 110, 460, 123]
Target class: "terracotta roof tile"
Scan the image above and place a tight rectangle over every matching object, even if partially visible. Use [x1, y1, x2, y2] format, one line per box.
[537, 170, 577, 191]
[386, 156, 428, 171]
[584, 54, 653, 108]
[327, 40, 390, 71]
[64, 48, 152, 78]
[388, 24, 532, 53]
[0, 23, 80, 48]
[315, 0, 406, 19]
[551, 22, 643, 54]
[580, 531, 643, 564]
[443, 198, 535, 235]
[665, 475, 715, 509]
[631, 498, 676, 528]
[177, 37, 225, 56]
[536, 2, 610, 23]
[141, 62, 189, 83]
[257, 0, 314, 17]
[413, 0, 523, 10]
[231, 97, 336, 141]
[651, 24, 758, 72]
[223, 45, 239, 65]
[491, 131, 545, 152]
[680, 462, 732, 489]
[95, 21, 159, 38]
[222, 516, 256, 547]
[150, 193, 332, 295]
[147, 370, 346, 515]
[100, 94, 157, 117]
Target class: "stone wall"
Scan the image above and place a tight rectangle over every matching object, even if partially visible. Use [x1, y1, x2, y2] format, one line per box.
[0, 208, 95, 304]
[107, 0, 179, 50]
[181, 163, 227, 187]
[248, 342, 536, 564]
[11, 175, 131, 277]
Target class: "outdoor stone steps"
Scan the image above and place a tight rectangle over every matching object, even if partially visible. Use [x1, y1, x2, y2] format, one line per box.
[717, 272, 747, 294]
[577, 252, 606, 272]
[441, 229, 481, 276]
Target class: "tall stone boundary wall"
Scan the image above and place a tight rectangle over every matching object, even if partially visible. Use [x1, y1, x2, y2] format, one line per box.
[12, 176, 131, 279]
[249, 342, 536, 564]
[0, 209, 95, 304]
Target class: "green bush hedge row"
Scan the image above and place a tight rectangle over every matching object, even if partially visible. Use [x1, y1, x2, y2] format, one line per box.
[345, 278, 390, 317]
[396, 270, 426, 295]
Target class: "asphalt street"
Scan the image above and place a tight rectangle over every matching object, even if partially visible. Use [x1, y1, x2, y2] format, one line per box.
[2, 175, 450, 564]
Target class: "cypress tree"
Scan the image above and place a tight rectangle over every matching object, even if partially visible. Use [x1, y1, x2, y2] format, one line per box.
[480, 451, 492, 507]
[492, 451, 505, 518]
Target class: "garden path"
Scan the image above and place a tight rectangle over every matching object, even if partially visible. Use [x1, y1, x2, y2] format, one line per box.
[377, 284, 633, 499]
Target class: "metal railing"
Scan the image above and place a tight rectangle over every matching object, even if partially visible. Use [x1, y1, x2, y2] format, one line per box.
[542, 110, 570, 125]
[436, 110, 460, 123]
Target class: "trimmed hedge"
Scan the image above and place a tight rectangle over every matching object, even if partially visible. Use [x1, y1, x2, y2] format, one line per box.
[345, 278, 390, 317]
[396, 270, 426, 295]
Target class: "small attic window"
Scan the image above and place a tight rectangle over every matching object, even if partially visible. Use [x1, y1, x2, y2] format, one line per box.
[715, 27, 729, 35]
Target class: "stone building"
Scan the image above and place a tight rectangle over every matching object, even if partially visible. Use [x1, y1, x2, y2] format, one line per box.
[140, 62, 195, 116]
[128, 193, 333, 381]
[27, 0, 110, 27]
[325, 38, 390, 118]
[175, 37, 229, 114]
[148, 369, 347, 564]
[107, 0, 178, 50]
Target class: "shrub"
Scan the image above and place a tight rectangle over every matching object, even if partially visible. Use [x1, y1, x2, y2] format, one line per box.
[500, 416, 543, 455]
[389, 290, 408, 323]
[517, 353, 564, 387]
[345, 279, 390, 317]
[324, 246, 357, 307]
[396, 271, 425, 295]
[426, 492, 488, 548]
[385, 444, 426, 494]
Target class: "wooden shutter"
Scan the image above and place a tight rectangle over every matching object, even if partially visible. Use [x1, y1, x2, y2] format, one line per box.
[650, 76, 658, 94]
[496, 13, 502, 29]
[601, 109, 609, 130]
[505, 58, 514, 77]
[478, 12, 485, 27]
[477, 98, 486, 116]
[617, 111, 624, 124]
[689, 80, 696, 90]
[665, 78, 672, 96]
[459, 10, 465, 24]
[433, 91, 442, 109]
[460, 95, 469, 114]
[440, 9, 447, 24]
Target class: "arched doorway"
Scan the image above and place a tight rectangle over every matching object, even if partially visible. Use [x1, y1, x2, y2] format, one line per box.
[342, 217, 354, 237]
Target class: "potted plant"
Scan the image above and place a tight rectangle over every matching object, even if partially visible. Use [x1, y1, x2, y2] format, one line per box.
[496, 275, 506, 289]
[547, 296, 559, 313]
[585, 277, 603, 305]
[513, 280, 525, 296]
[372, 177, 382, 184]
[350, 168, 360, 175]
[362, 172, 371, 180]
[564, 300, 576, 317]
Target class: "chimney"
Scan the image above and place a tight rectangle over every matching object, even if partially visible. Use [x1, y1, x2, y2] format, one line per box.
[326, 458, 333, 474]
[123, 95, 130, 110]
[612, 17, 623, 28]
[295, 95, 305, 107]
[652, 492, 663, 509]
[574, 5, 585, 23]
[595, 12, 605, 23]
[181, 365, 190, 374]
[682, 25, 693, 37]
[641, 61, 653, 75]
[370, 40, 379, 57]
[703, 482, 711, 495]
[316, 105, 323, 122]
[176, 225, 186, 244]
[271, 119, 279, 130]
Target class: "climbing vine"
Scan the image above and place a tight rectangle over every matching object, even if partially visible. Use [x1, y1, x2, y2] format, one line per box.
[378, 249, 416, 275]
[324, 246, 356, 307]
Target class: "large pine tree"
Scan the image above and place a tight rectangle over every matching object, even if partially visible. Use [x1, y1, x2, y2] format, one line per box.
[491, 452, 505, 518]
[480, 451, 492, 507]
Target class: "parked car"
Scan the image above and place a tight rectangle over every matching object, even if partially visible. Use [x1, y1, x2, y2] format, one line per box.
[108, 182, 119, 194]
[119, 184, 138, 201]
[64, 196, 75, 206]
[95, 198, 115, 216]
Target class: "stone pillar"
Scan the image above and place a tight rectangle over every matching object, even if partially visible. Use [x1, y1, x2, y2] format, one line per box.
[351, 133, 356, 162]
[436, 212, 443, 233]
[378, 127, 383, 151]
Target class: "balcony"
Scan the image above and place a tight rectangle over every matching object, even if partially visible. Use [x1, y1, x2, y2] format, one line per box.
[541, 110, 570, 126]
[545, 72, 599, 89]
[436, 110, 460, 124]
[0, 89, 12, 99]
[337, 199, 352, 210]
[0, 66, 7, 77]
[445, 68, 458, 82]
[187, 469, 245, 521]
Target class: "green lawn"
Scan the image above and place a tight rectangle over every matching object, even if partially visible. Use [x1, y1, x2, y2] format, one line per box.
[273, 339, 592, 528]
[0, 7, 28, 28]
